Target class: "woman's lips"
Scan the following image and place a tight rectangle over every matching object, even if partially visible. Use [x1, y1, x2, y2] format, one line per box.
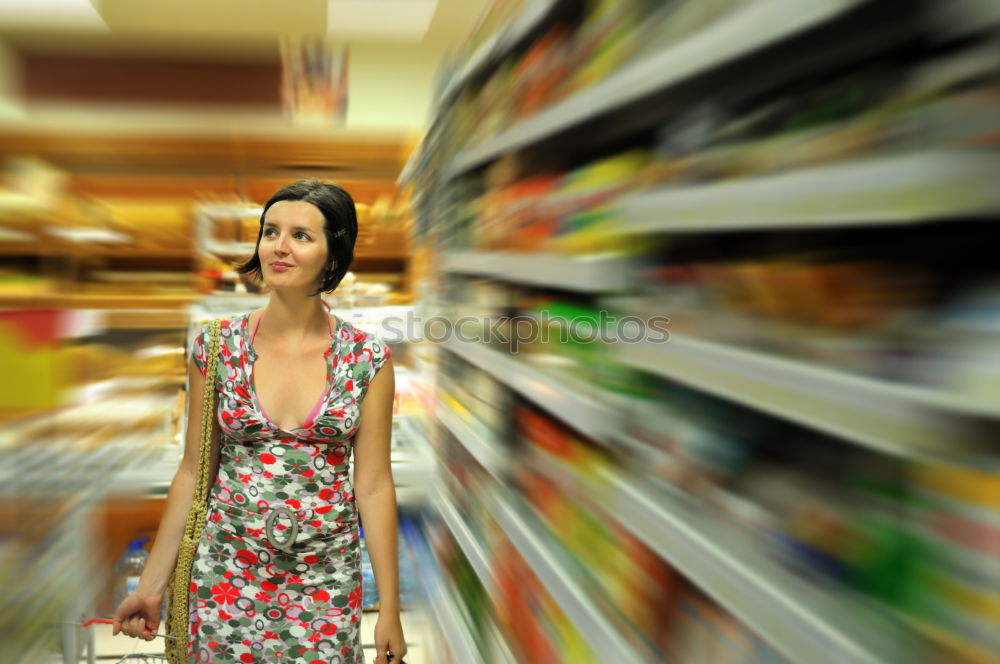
[271, 263, 293, 272]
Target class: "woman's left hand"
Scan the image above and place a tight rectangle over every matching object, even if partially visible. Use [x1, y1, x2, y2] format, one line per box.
[373, 611, 407, 664]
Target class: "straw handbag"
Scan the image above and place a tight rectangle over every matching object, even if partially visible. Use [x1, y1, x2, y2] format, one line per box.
[164, 318, 221, 663]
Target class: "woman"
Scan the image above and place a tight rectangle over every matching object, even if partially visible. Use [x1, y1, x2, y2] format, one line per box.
[113, 180, 407, 664]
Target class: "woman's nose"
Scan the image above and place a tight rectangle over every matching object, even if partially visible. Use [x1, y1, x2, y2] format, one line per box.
[274, 233, 290, 253]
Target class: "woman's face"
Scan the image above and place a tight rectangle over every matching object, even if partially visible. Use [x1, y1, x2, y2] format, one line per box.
[257, 200, 330, 293]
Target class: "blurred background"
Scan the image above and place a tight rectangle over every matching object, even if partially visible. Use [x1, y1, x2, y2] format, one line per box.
[2, 0, 1000, 662]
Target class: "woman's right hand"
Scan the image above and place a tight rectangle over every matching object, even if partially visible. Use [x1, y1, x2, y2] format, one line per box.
[112, 591, 163, 642]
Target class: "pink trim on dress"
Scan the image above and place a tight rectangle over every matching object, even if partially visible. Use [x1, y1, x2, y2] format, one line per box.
[251, 306, 335, 429]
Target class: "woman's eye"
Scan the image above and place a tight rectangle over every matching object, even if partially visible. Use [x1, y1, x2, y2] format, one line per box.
[262, 229, 308, 240]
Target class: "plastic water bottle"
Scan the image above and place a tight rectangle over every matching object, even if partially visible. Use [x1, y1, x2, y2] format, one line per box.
[360, 528, 379, 610]
[114, 536, 151, 608]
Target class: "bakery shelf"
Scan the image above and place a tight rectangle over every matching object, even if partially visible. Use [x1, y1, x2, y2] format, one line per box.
[488, 488, 650, 664]
[441, 250, 633, 292]
[528, 446, 920, 664]
[618, 150, 1000, 233]
[618, 333, 998, 461]
[447, 0, 865, 177]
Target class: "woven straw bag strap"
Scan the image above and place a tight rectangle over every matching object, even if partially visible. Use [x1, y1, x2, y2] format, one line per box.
[184, 317, 221, 540]
[165, 318, 221, 663]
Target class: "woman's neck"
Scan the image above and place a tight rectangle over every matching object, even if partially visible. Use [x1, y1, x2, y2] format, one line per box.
[258, 293, 330, 348]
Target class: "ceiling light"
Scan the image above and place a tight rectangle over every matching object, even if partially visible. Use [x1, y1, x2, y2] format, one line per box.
[0, 0, 108, 30]
[327, 0, 438, 41]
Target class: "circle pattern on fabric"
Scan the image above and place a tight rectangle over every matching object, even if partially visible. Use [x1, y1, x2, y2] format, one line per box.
[185, 313, 386, 663]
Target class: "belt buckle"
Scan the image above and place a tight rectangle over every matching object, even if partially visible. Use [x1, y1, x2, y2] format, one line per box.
[264, 506, 299, 552]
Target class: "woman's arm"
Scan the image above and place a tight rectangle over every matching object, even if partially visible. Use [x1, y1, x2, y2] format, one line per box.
[354, 356, 407, 664]
[113, 352, 221, 640]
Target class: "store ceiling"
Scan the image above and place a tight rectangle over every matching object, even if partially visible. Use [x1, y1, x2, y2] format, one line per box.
[0, 0, 486, 59]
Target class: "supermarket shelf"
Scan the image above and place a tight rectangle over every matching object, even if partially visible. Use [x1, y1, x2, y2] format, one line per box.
[409, 526, 483, 664]
[447, 0, 865, 176]
[0, 292, 196, 308]
[436, 0, 561, 109]
[437, 395, 509, 481]
[399, 0, 562, 187]
[198, 204, 264, 217]
[529, 447, 917, 664]
[900, 614, 998, 664]
[430, 483, 496, 597]
[927, 0, 1000, 38]
[203, 239, 257, 258]
[394, 418, 438, 490]
[0, 441, 168, 498]
[441, 251, 633, 292]
[487, 620, 520, 664]
[0, 189, 50, 216]
[101, 308, 191, 330]
[619, 333, 998, 460]
[618, 150, 1000, 233]
[444, 338, 622, 443]
[488, 489, 649, 664]
[110, 445, 181, 494]
[0, 241, 193, 258]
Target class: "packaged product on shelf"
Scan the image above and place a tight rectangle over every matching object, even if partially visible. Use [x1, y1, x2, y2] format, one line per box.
[494, 536, 600, 663]
[523, 298, 654, 399]
[444, 360, 509, 436]
[906, 461, 1000, 660]
[513, 25, 576, 117]
[545, 148, 651, 254]
[560, 0, 648, 96]
[494, 538, 555, 662]
[903, 279, 1000, 403]
[478, 59, 519, 144]
[514, 403, 681, 652]
[497, 174, 562, 252]
[0, 308, 70, 412]
[424, 516, 491, 645]
[710, 430, 929, 615]
[629, 224, 993, 390]
[616, 377, 757, 501]
[663, 582, 791, 664]
[843, 462, 921, 609]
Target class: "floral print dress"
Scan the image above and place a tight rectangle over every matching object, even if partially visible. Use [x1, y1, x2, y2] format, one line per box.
[188, 309, 391, 664]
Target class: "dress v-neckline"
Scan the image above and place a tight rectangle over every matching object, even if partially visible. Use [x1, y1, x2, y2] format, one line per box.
[243, 309, 340, 434]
